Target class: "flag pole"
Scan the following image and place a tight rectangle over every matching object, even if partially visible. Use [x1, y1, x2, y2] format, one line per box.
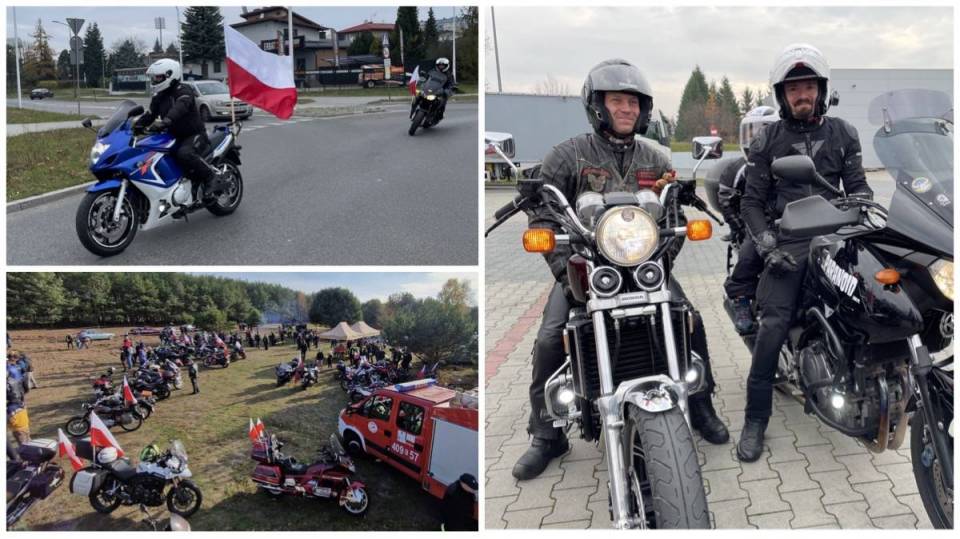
[288, 6, 294, 99]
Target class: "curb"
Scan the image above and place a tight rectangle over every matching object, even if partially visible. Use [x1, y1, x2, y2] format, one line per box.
[7, 181, 94, 213]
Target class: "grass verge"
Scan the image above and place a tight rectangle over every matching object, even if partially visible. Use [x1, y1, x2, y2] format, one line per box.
[7, 127, 95, 202]
[7, 108, 92, 124]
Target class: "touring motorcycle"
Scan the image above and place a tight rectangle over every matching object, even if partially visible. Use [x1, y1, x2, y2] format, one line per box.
[704, 88, 954, 529]
[485, 137, 725, 528]
[75, 100, 243, 257]
[6, 439, 65, 527]
[408, 73, 456, 136]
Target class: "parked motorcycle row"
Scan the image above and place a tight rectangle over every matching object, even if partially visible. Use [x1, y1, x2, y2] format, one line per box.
[334, 359, 437, 404]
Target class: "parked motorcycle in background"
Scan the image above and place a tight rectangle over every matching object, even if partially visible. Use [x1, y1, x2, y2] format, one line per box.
[6, 439, 65, 527]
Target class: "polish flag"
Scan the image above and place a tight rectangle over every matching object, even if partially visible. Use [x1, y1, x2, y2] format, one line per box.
[248, 418, 259, 442]
[122, 376, 136, 406]
[407, 65, 420, 96]
[256, 418, 265, 440]
[57, 428, 85, 472]
[89, 411, 124, 457]
[224, 24, 297, 120]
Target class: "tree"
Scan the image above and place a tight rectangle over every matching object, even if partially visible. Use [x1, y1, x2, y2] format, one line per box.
[23, 19, 56, 85]
[181, 6, 224, 78]
[390, 6, 422, 67]
[244, 307, 262, 328]
[309, 288, 362, 327]
[674, 66, 710, 141]
[382, 297, 475, 366]
[361, 299, 385, 328]
[423, 8, 439, 58]
[195, 306, 229, 331]
[153, 38, 163, 54]
[438, 279, 472, 308]
[83, 23, 106, 88]
[165, 42, 179, 58]
[110, 38, 145, 69]
[740, 86, 755, 116]
[452, 6, 478, 82]
[57, 49, 71, 80]
[347, 31, 374, 56]
[6, 273, 66, 326]
[715, 76, 740, 141]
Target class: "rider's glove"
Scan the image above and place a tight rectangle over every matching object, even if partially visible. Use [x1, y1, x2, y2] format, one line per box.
[755, 230, 798, 275]
[652, 170, 677, 196]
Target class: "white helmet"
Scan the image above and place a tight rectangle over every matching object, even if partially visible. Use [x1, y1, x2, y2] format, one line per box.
[769, 43, 830, 118]
[97, 446, 119, 464]
[739, 106, 778, 158]
[435, 57, 450, 73]
[146, 58, 182, 95]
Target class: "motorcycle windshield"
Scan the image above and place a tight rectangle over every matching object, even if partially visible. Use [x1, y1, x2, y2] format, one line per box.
[422, 74, 447, 94]
[98, 99, 141, 138]
[170, 440, 188, 463]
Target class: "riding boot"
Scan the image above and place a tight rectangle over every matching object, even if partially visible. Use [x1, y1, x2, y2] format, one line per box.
[732, 296, 756, 335]
[736, 418, 768, 462]
[688, 393, 730, 444]
[511, 435, 569, 481]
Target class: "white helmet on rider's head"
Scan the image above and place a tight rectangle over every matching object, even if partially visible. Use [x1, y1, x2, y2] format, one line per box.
[97, 446, 119, 464]
[769, 43, 830, 119]
[146, 58, 182, 95]
[435, 57, 450, 73]
[739, 106, 778, 159]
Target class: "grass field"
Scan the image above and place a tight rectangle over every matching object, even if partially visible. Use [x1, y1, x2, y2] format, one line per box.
[7, 108, 92, 124]
[8, 327, 476, 531]
[6, 128, 95, 202]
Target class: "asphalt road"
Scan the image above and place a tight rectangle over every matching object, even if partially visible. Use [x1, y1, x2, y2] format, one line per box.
[7, 103, 478, 265]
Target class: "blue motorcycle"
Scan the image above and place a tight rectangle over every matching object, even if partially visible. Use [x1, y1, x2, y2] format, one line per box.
[75, 100, 244, 256]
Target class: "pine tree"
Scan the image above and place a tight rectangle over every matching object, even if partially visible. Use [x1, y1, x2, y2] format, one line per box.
[453, 6, 478, 82]
[674, 65, 710, 141]
[165, 42, 179, 58]
[716, 76, 740, 141]
[390, 7, 422, 68]
[181, 6, 225, 78]
[423, 8, 439, 58]
[83, 23, 106, 88]
[740, 86, 755, 116]
[347, 31, 374, 56]
[24, 19, 56, 84]
[110, 38, 144, 69]
[57, 49, 72, 80]
[153, 38, 163, 54]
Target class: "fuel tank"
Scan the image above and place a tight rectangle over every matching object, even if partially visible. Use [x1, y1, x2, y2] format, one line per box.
[808, 235, 923, 343]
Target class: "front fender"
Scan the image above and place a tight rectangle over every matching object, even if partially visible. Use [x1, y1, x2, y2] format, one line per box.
[86, 179, 123, 193]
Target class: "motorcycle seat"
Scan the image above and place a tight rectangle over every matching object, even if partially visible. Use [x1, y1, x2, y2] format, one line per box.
[205, 130, 228, 159]
[106, 458, 138, 480]
[279, 457, 308, 475]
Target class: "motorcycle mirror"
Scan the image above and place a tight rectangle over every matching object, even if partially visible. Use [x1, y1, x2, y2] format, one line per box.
[770, 155, 817, 185]
[829, 90, 840, 108]
[692, 136, 723, 160]
[81, 118, 93, 129]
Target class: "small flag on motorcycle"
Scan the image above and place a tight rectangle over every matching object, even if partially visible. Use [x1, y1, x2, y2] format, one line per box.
[122, 376, 136, 406]
[57, 428, 85, 471]
[248, 418, 258, 442]
[89, 411, 124, 457]
[408, 65, 420, 96]
[256, 418, 265, 440]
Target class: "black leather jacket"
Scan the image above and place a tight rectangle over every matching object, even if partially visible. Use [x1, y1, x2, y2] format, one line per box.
[134, 81, 205, 140]
[530, 133, 673, 281]
[741, 116, 872, 240]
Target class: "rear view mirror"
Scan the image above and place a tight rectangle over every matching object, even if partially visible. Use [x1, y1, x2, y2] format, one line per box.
[771, 155, 817, 186]
[692, 136, 723, 160]
[829, 90, 840, 108]
[81, 118, 93, 129]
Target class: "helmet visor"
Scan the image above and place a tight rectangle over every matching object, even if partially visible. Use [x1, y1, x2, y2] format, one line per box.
[151, 73, 168, 85]
[588, 63, 650, 96]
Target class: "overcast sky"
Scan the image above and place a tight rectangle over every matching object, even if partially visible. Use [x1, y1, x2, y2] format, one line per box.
[6, 5, 460, 56]
[196, 272, 478, 304]
[485, 6, 953, 117]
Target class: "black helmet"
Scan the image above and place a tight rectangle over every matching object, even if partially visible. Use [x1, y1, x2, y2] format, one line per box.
[581, 58, 654, 137]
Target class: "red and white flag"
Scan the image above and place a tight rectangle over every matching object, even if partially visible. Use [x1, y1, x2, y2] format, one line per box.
[122, 376, 136, 406]
[407, 65, 420, 96]
[57, 428, 85, 472]
[256, 418, 265, 440]
[224, 24, 297, 120]
[248, 418, 258, 442]
[89, 411, 124, 457]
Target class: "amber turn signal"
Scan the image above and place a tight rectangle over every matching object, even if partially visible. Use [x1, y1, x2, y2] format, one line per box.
[875, 269, 900, 285]
[686, 220, 712, 241]
[523, 229, 556, 253]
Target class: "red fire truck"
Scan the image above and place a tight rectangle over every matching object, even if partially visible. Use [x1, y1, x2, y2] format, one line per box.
[337, 379, 478, 505]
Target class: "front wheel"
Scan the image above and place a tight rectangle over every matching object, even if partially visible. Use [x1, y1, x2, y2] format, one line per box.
[340, 486, 369, 516]
[119, 413, 143, 432]
[911, 407, 954, 528]
[65, 416, 90, 437]
[166, 480, 203, 517]
[408, 110, 425, 136]
[621, 405, 709, 529]
[206, 161, 243, 216]
[75, 189, 138, 257]
[154, 384, 171, 400]
[89, 476, 122, 514]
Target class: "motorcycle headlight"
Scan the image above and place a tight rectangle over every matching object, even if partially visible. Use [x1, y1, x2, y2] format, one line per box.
[90, 141, 110, 164]
[595, 206, 659, 266]
[930, 260, 954, 300]
[425, 94, 437, 101]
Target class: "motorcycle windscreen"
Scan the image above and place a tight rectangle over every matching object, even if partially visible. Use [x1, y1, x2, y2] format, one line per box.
[98, 100, 142, 138]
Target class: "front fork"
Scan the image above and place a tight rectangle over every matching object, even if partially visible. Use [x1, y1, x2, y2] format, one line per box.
[908, 335, 954, 486]
[112, 179, 129, 223]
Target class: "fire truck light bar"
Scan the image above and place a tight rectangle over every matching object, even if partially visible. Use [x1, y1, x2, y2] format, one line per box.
[395, 379, 436, 392]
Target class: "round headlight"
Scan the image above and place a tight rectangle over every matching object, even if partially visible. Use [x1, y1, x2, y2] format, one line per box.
[595, 206, 659, 266]
[930, 260, 954, 301]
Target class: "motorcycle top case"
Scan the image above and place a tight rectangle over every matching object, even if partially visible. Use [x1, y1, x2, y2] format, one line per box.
[70, 468, 104, 496]
[74, 437, 94, 461]
[17, 438, 57, 463]
[29, 465, 65, 499]
[251, 441, 271, 464]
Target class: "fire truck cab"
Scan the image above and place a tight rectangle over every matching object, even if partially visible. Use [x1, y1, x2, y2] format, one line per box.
[338, 379, 478, 502]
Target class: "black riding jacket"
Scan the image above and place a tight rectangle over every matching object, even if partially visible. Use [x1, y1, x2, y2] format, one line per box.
[135, 81, 205, 140]
[741, 116, 873, 241]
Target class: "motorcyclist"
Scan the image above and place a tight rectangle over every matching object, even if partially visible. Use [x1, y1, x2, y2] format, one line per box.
[737, 43, 872, 462]
[719, 106, 779, 334]
[512, 58, 730, 481]
[133, 58, 228, 199]
[412, 57, 456, 120]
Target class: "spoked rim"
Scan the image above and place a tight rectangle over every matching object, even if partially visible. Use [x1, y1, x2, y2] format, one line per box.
[86, 193, 134, 248]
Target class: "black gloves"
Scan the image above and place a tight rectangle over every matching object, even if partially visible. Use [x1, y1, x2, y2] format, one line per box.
[755, 230, 798, 275]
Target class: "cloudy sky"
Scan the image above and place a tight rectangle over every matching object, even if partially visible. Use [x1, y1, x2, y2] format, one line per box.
[486, 6, 953, 117]
[196, 272, 478, 304]
[6, 5, 460, 56]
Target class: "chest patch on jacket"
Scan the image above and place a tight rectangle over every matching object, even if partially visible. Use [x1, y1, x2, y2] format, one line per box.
[582, 167, 611, 192]
[635, 169, 660, 188]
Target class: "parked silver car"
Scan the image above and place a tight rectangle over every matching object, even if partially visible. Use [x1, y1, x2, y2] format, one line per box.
[183, 80, 253, 122]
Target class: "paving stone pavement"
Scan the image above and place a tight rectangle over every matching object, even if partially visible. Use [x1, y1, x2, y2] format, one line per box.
[483, 182, 935, 530]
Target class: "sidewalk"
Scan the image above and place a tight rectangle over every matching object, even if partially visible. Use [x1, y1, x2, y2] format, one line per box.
[483, 189, 932, 530]
[6, 118, 104, 137]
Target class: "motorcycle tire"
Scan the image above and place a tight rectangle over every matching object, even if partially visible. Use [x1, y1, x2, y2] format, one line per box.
[75, 189, 139, 257]
[155, 385, 171, 400]
[119, 413, 143, 432]
[911, 408, 954, 529]
[340, 486, 369, 516]
[135, 403, 152, 420]
[206, 161, 243, 217]
[89, 476, 122, 514]
[408, 110, 426, 136]
[621, 405, 710, 529]
[277, 378, 286, 388]
[65, 416, 91, 437]
[343, 432, 364, 457]
[166, 480, 203, 517]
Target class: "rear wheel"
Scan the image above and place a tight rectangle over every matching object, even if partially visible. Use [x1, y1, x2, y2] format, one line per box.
[408, 110, 425, 136]
[206, 161, 243, 216]
[75, 190, 138, 257]
[119, 413, 143, 432]
[622, 405, 709, 529]
[65, 417, 90, 437]
[154, 384, 171, 400]
[200, 106, 212, 123]
[911, 404, 954, 528]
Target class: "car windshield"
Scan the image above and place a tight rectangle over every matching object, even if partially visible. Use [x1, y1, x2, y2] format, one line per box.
[98, 99, 141, 138]
[194, 82, 229, 96]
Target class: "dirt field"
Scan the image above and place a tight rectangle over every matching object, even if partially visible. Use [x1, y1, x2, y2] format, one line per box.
[7, 326, 477, 531]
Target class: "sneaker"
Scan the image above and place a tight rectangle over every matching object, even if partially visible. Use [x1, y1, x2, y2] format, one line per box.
[733, 296, 757, 335]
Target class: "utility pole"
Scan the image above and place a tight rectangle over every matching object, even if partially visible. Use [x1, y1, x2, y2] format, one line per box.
[399, 27, 405, 70]
[451, 8, 457, 82]
[13, 7, 23, 108]
[287, 6, 294, 87]
[490, 7, 503, 93]
[155, 17, 165, 50]
[175, 7, 183, 67]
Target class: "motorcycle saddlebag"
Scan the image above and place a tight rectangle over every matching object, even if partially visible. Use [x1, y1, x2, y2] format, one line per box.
[252, 464, 282, 485]
[250, 440, 271, 464]
[29, 464, 64, 499]
[70, 468, 104, 496]
[74, 437, 94, 461]
[17, 438, 57, 463]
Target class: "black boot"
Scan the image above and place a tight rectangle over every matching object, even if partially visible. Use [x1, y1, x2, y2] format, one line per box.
[732, 296, 756, 335]
[511, 436, 569, 480]
[737, 418, 767, 462]
[689, 394, 730, 444]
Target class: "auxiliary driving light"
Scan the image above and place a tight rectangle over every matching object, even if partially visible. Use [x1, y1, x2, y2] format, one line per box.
[831, 392, 845, 410]
[557, 388, 576, 405]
